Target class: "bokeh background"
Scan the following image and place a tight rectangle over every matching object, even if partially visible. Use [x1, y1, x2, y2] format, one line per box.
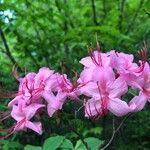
[0, 0, 150, 149]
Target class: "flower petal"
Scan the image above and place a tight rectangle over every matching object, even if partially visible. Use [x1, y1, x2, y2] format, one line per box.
[109, 77, 128, 98]
[108, 98, 130, 116]
[129, 93, 147, 112]
[77, 82, 99, 97]
[26, 121, 42, 135]
[24, 103, 45, 120]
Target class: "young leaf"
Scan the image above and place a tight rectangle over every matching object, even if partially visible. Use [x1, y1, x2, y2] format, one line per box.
[43, 135, 65, 150]
[75, 137, 103, 150]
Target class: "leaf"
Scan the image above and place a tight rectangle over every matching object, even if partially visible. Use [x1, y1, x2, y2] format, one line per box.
[75, 137, 103, 150]
[43, 135, 65, 150]
[0, 140, 23, 150]
[24, 145, 42, 150]
[60, 139, 74, 149]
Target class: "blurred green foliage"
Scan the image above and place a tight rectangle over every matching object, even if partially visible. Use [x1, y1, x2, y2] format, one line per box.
[0, 0, 150, 149]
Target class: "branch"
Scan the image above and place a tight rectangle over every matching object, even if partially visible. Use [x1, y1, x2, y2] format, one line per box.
[118, 0, 126, 32]
[0, 27, 21, 70]
[126, 0, 144, 34]
[91, 0, 98, 25]
[55, 0, 74, 28]
[100, 114, 131, 150]
[13, 30, 40, 68]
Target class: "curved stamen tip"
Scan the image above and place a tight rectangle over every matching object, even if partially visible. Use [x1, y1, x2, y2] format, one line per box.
[138, 41, 147, 62]
[90, 51, 102, 66]
[136, 42, 148, 73]
[12, 64, 20, 81]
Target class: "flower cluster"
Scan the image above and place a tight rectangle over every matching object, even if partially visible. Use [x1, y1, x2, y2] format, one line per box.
[1, 44, 149, 137]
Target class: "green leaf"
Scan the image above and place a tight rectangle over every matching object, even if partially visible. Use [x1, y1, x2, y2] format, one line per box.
[60, 139, 74, 149]
[43, 135, 65, 150]
[75, 137, 103, 150]
[0, 140, 23, 150]
[24, 145, 42, 150]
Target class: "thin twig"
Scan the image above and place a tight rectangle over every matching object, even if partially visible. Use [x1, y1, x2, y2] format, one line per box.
[118, 0, 126, 32]
[100, 114, 131, 150]
[0, 27, 21, 70]
[100, 116, 115, 150]
[91, 0, 98, 25]
[126, 0, 144, 34]
[72, 129, 90, 150]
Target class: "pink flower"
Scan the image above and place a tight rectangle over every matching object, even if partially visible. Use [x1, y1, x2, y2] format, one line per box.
[8, 67, 54, 106]
[11, 103, 45, 134]
[78, 51, 111, 83]
[42, 91, 66, 117]
[108, 49, 147, 86]
[42, 73, 80, 117]
[8, 73, 36, 106]
[84, 74, 130, 118]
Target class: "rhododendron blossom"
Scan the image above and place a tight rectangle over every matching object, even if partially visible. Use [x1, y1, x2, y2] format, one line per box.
[0, 44, 149, 138]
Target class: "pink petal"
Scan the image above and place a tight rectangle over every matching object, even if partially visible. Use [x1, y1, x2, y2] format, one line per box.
[24, 103, 45, 120]
[42, 91, 66, 117]
[79, 56, 93, 68]
[34, 67, 54, 86]
[108, 98, 130, 116]
[129, 94, 147, 112]
[109, 77, 128, 98]
[78, 68, 94, 83]
[8, 95, 23, 107]
[77, 82, 99, 97]
[92, 67, 115, 82]
[11, 105, 25, 121]
[26, 121, 42, 135]
[47, 104, 57, 117]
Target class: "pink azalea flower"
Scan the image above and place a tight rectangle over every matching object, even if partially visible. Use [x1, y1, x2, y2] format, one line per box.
[8, 73, 36, 106]
[11, 103, 45, 134]
[42, 73, 81, 117]
[84, 74, 130, 118]
[108, 48, 147, 86]
[78, 51, 111, 83]
[8, 67, 54, 106]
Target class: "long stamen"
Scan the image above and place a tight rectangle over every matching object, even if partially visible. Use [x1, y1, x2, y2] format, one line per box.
[0, 118, 26, 140]
[97, 82, 108, 117]
[0, 125, 15, 140]
[90, 51, 102, 66]
[0, 111, 11, 122]
[136, 42, 147, 73]
[94, 101, 101, 117]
